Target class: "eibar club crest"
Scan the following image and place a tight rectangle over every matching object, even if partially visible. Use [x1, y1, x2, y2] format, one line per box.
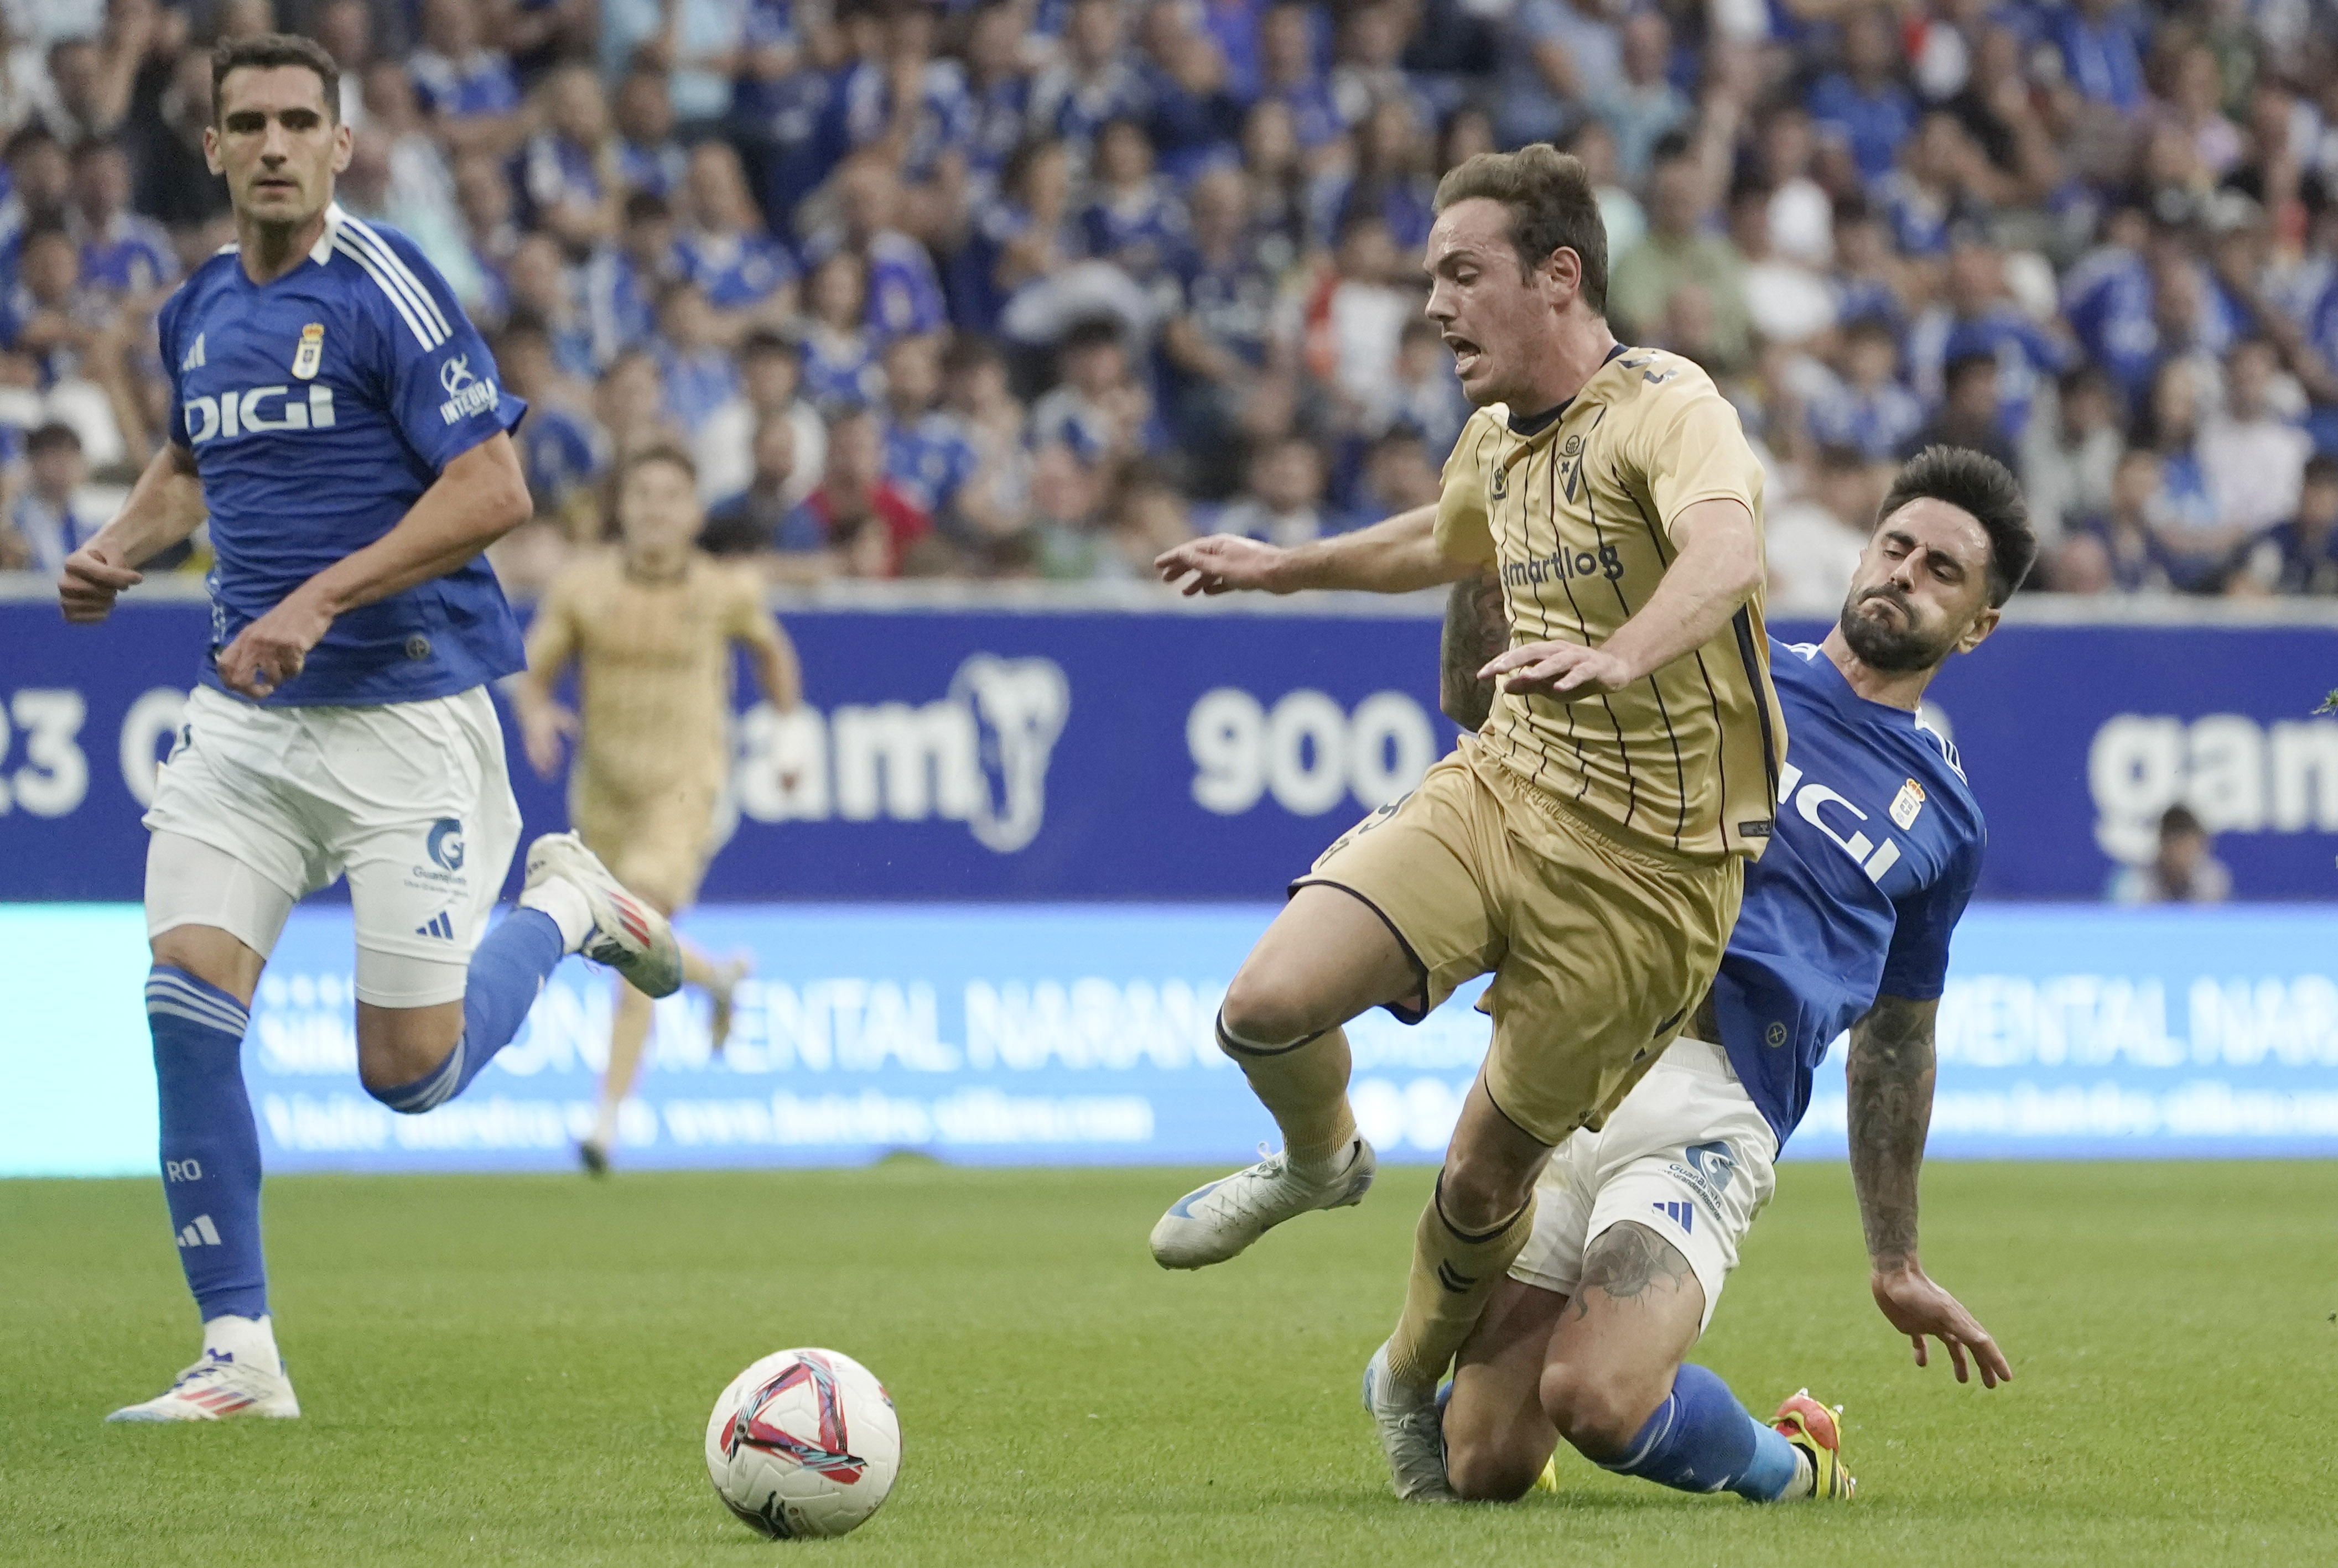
[292, 322, 324, 380]
[1890, 778, 1926, 829]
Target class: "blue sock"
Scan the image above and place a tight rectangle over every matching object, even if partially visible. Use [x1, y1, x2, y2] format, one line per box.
[146, 967, 268, 1322]
[367, 909, 566, 1113]
[1600, 1362, 1802, 1501]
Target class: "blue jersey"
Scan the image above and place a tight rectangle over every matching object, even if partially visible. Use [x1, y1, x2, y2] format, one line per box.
[158, 205, 528, 707]
[1711, 641, 1984, 1147]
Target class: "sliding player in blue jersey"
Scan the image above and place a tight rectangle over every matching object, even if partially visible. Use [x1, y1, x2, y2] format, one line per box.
[1161, 444, 2030, 1502]
[60, 35, 681, 1423]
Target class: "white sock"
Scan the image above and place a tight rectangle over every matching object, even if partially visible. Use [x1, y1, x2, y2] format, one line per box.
[1789, 1447, 1815, 1499]
[520, 876, 594, 953]
[203, 1313, 279, 1372]
[593, 1095, 621, 1150]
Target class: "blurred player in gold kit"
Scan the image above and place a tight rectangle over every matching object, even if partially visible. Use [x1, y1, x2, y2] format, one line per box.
[513, 444, 803, 1174]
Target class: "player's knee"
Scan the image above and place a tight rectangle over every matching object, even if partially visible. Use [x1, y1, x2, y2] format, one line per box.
[1217, 967, 1322, 1053]
[1538, 1359, 1641, 1461]
[1442, 1429, 1541, 1502]
[1435, 1153, 1531, 1237]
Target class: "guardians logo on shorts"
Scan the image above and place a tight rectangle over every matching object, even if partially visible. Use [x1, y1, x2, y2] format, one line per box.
[427, 818, 466, 873]
[1667, 1139, 1738, 1210]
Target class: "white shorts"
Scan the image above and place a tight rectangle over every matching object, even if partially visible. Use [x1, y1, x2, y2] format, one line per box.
[142, 685, 522, 1008]
[1508, 1037, 1778, 1335]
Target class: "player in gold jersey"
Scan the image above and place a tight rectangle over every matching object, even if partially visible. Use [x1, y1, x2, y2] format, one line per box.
[1151, 144, 1786, 1500]
[512, 444, 803, 1174]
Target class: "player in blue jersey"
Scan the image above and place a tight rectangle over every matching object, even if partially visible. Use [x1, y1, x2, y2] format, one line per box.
[1160, 444, 2029, 1502]
[1434, 445, 2030, 1504]
[58, 35, 683, 1424]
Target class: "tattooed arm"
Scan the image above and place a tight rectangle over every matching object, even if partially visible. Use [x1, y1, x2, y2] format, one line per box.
[1847, 994, 2012, 1387]
[1440, 571, 1508, 730]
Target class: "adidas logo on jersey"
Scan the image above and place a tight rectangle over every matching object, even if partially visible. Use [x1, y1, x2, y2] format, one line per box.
[176, 1214, 224, 1248]
[181, 332, 206, 371]
[184, 384, 337, 444]
[414, 911, 456, 940]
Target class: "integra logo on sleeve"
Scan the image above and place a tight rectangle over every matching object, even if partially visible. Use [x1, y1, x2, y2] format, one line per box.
[437, 354, 498, 423]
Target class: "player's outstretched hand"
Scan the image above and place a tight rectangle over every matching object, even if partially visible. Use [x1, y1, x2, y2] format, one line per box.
[1479, 639, 1636, 702]
[1154, 534, 1290, 596]
[217, 589, 335, 701]
[1871, 1260, 2011, 1388]
[521, 703, 578, 779]
[59, 544, 142, 623]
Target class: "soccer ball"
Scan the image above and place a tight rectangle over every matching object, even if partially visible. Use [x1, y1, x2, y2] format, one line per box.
[705, 1348, 901, 1540]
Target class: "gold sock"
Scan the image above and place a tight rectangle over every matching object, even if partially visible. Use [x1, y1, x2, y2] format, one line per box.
[1385, 1176, 1535, 1389]
[1218, 1016, 1359, 1171]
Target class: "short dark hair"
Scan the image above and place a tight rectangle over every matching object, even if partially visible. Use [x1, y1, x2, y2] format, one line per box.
[69, 136, 127, 166]
[740, 327, 800, 361]
[622, 190, 672, 226]
[1943, 351, 1998, 392]
[26, 421, 81, 456]
[1432, 143, 1608, 314]
[3, 123, 56, 164]
[2306, 453, 2338, 488]
[1877, 445, 2036, 606]
[2159, 804, 2205, 841]
[619, 440, 697, 484]
[212, 33, 342, 125]
[1058, 316, 1124, 356]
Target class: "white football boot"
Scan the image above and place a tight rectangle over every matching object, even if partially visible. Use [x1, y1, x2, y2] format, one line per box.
[706, 951, 753, 1056]
[1361, 1341, 1454, 1502]
[107, 1348, 300, 1423]
[522, 832, 683, 998]
[1149, 1136, 1376, 1269]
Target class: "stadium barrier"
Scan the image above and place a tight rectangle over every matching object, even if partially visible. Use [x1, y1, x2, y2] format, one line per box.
[4, 900, 2335, 1176]
[1, 585, 2335, 903]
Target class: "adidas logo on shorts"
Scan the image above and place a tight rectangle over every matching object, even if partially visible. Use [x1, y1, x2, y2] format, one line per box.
[414, 911, 456, 940]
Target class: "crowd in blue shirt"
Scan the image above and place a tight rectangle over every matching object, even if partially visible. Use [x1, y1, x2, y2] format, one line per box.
[1, 0, 2337, 601]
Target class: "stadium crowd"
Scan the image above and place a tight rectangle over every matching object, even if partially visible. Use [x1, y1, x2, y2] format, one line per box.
[3, 0, 2338, 607]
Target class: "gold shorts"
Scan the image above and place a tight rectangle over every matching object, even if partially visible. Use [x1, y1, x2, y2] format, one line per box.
[570, 771, 723, 912]
[1294, 739, 1740, 1145]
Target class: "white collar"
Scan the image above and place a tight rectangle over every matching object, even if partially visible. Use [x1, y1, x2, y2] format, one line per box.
[310, 202, 345, 264]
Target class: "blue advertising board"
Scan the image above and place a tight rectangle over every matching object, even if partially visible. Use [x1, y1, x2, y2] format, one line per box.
[4, 902, 2335, 1177]
[1, 597, 2334, 902]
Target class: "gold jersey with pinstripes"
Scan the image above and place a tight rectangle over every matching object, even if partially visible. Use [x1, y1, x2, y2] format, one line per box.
[1434, 346, 1787, 862]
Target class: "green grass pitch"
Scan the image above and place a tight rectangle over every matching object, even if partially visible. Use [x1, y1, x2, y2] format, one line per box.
[4, 1160, 2335, 1567]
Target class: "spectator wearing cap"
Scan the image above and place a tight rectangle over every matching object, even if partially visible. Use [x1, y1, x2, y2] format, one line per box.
[2239, 452, 2338, 595]
[881, 333, 981, 533]
[800, 251, 884, 409]
[1494, 0, 1619, 152]
[70, 138, 174, 301]
[1805, 7, 1917, 185]
[698, 329, 827, 509]
[8, 421, 95, 577]
[1806, 319, 1924, 463]
[2107, 805, 2232, 904]
[614, 60, 687, 200]
[675, 141, 799, 343]
[1609, 143, 1752, 371]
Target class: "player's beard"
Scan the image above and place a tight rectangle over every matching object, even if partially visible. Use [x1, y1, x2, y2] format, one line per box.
[1837, 585, 1951, 672]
